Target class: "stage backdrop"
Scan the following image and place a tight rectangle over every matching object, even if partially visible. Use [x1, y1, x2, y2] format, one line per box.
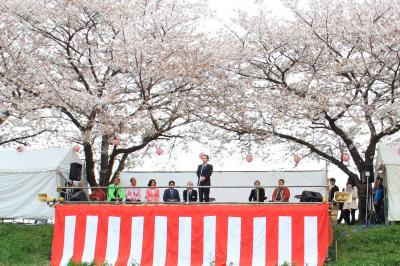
[51, 204, 329, 266]
[121, 170, 327, 203]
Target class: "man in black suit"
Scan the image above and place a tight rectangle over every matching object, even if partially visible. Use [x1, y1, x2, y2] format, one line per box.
[163, 180, 180, 202]
[183, 181, 198, 202]
[249, 180, 266, 202]
[196, 154, 213, 202]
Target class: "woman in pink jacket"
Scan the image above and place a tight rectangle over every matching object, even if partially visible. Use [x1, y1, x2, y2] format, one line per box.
[145, 179, 159, 203]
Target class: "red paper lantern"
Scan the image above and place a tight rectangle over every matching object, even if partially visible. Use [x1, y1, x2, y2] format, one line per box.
[73, 145, 80, 152]
[246, 154, 253, 162]
[293, 154, 302, 164]
[156, 147, 163, 155]
[341, 153, 350, 162]
[199, 152, 205, 159]
[113, 138, 121, 146]
[16, 146, 24, 152]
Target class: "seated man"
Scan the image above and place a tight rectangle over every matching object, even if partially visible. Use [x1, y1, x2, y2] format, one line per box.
[249, 180, 266, 202]
[126, 177, 141, 202]
[183, 181, 198, 202]
[107, 177, 125, 201]
[272, 178, 290, 202]
[163, 180, 180, 202]
[60, 181, 73, 201]
[69, 181, 89, 201]
[89, 184, 106, 201]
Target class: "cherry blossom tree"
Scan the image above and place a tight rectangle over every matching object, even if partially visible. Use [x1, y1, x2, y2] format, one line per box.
[206, 0, 400, 220]
[4, 0, 215, 186]
[0, 4, 50, 146]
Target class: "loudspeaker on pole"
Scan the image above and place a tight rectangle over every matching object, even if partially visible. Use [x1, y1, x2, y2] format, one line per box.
[69, 163, 82, 181]
[361, 164, 374, 184]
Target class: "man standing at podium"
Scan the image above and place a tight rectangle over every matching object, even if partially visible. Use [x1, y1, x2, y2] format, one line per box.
[197, 154, 213, 202]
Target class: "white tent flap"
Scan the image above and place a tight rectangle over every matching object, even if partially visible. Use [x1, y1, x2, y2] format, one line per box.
[386, 165, 400, 221]
[0, 148, 83, 219]
[376, 142, 400, 222]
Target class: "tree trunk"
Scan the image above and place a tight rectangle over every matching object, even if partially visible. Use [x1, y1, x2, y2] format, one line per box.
[99, 134, 111, 186]
[83, 142, 97, 187]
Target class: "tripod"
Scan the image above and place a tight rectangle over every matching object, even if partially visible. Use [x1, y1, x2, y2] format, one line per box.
[361, 191, 377, 227]
[360, 172, 379, 227]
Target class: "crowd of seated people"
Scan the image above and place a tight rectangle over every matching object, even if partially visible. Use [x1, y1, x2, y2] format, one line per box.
[77, 177, 292, 204]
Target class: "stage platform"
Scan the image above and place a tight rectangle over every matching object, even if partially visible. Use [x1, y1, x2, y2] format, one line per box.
[51, 203, 329, 266]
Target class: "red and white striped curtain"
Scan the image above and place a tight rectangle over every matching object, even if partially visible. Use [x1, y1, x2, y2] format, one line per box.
[51, 204, 329, 266]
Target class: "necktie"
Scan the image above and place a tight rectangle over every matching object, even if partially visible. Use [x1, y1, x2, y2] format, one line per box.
[256, 189, 259, 202]
[170, 189, 173, 198]
[189, 190, 191, 201]
[201, 164, 206, 175]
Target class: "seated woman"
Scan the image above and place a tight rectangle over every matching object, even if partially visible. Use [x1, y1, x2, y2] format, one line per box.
[126, 177, 141, 202]
[249, 180, 266, 202]
[89, 184, 106, 201]
[145, 179, 160, 203]
[69, 181, 89, 201]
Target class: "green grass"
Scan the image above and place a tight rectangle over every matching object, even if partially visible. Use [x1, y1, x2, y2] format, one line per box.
[0, 223, 53, 266]
[328, 224, 400, 265]
[1, 223, 400, 265]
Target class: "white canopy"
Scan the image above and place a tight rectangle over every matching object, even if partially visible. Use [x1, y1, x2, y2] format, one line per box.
[375, 142, 400, 221]
[0, 147, 82, 219]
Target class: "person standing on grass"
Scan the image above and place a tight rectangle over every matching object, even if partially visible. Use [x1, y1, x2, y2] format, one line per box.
[373, 177, 385, 224]
[329, 178, 339, 203]
[343, 182, 358, 225]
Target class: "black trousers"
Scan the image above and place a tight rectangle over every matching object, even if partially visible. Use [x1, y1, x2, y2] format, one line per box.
[375, 203, 385, 224]
[344, 209, 356, 225]
[199, 187, 210, 202]
[337, 210, 345, 224]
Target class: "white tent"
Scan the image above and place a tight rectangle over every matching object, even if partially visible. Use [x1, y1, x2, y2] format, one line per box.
[375, 142, 400, 221]
[0, 147, 82, 220]
[121, 170, 327, 203]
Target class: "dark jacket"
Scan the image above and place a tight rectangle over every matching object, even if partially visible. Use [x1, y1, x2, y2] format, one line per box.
[249, 188, 266, 202]
[196, 163, 213, 185]
[329, 185, 339, 202]
[183, 189, 198, 202]
[163, 188, 180, 202]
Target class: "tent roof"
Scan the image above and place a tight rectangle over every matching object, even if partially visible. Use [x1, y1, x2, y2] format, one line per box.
[0, 147, 81, 172]
[376, 142, 400, 166]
